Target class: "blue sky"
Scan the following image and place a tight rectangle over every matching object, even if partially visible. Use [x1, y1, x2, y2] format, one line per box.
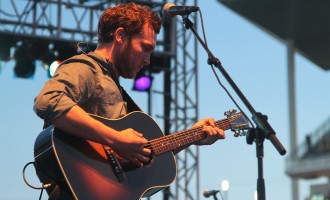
[1, 1, 330, 200]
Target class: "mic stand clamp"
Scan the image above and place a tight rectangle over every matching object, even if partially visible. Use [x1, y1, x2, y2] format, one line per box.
[181, 15, 287, 200]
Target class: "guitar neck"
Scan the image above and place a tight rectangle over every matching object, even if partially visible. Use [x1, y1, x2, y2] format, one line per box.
[147, 118, 231, 155]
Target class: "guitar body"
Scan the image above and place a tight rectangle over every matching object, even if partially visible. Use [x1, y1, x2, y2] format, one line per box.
[34, 112, 177, 200]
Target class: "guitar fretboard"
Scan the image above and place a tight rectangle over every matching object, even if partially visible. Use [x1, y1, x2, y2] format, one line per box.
[145, 119, 231, 155]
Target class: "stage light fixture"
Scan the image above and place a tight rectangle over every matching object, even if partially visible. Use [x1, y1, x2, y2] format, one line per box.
[41, 51, 60, 77]
[148, 53, 171, 73]
[48, 60, 61, 77]
[133, 69, 153, 92]
[0, 34, 15, 61]
[13, 43, 36, 78]
[13, 40, 50, 78]
[41, 42, 78, 77]
[132, 53, 171, 92]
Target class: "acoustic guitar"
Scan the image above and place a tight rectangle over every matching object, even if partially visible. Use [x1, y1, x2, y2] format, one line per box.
[34, 110, 248, 200]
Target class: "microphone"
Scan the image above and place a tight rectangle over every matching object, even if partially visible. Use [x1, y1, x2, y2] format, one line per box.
[163, 3, 199, 18]
[203, 190, 220, 198]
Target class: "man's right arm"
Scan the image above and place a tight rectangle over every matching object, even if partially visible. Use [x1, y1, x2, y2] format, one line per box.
[33, 61, 150, 166]
[52, 105, 151, 167]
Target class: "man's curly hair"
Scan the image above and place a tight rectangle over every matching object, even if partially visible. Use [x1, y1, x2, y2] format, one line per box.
[97, 2, 161, 43]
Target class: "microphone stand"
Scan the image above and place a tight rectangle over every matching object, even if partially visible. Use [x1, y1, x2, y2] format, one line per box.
[181, 16, 287, 200]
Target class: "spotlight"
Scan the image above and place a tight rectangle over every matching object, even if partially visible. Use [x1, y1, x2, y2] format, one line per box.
[41, 51, 60, 77]
[0, 34, 15, 61]
[13, 42, 36, 78]
[48, 60, 61, 77]
[41, 42, 78, 77]
[133, 69, 153, 91]
[148, 53, 171, 73]
[132, 53, 171, 92]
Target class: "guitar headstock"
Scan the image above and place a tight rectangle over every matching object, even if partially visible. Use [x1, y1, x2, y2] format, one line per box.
[225, 109, 250, 137]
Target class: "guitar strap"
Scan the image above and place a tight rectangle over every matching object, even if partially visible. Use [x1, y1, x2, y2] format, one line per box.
[121, 88, 142, 112]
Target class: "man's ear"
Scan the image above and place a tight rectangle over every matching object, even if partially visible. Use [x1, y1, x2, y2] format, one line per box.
[115, 28, 125, 43]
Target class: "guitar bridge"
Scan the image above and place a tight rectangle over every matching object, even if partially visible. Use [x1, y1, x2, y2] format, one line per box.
[103, 146, 125, 182]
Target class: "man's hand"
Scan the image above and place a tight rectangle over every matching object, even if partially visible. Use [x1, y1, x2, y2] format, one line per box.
[193, 118, 226, 145]
[110, 128, 151, 167]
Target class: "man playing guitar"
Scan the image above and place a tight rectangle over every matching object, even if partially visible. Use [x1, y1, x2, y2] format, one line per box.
[33, 2, 225, 199]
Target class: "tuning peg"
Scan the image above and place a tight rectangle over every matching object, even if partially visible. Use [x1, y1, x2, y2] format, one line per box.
[233, 130, 245, 137]
[224, 109, 237, 117]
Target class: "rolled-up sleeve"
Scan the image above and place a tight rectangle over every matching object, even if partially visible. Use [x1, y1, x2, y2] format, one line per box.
[33, 58, 97, 123]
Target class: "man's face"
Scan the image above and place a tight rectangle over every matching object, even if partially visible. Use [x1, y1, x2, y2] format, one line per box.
[116, 24, 157, 79]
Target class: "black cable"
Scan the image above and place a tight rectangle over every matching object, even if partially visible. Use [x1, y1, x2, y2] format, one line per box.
[39, 188, 44, 200]
[198, 9, 255, 129]
[22, 161, 52, 190]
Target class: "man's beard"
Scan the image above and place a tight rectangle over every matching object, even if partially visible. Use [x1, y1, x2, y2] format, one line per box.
[116, 41, 136, 79]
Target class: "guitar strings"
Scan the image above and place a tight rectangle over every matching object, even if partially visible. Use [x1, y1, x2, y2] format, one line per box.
[145, 119, 231, 149]
[148, 120, 230, 148]
[146, 127, 204, 153]
[144, 120, 231, 155]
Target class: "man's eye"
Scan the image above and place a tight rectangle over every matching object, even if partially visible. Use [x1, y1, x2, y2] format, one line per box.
[143, 45, 153, 52]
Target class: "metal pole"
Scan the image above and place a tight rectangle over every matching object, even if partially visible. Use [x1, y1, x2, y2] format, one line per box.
[287, 40, 299, 200]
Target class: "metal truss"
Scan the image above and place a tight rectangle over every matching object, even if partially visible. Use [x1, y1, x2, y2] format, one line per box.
[0, 0, 166, 42]
[0, 0, 199, 199]
[169, 1, 199, 199]
[0, 0, 113, 42]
